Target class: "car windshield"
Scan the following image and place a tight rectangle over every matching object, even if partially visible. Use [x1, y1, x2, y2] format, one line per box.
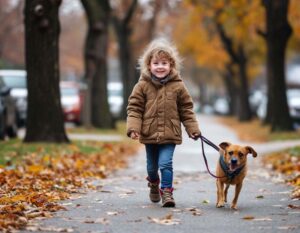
[109, 89, 122, 96]
[287, 89, 300, 98]
[61, 87, 78, 96]
[1, 75, 26, 88]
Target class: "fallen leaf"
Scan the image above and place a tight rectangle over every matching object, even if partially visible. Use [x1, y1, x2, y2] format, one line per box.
[242, 215, 255, 220]
[100, 190, 113, 193]
[84, 220, 95, 224]
[148, 214, 181, 225]
[291, 187, 300, 199]
[95, 218, 110, 225]
[107, 211, 119, 216]
[288, 204, 300, 209]
[185, 207, 202, 216]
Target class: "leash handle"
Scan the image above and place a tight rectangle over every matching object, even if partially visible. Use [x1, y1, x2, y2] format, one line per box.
[200, 135, 220, 152]
[199, 135, 226, 179]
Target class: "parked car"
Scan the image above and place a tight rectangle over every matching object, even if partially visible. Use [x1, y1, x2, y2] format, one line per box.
[0, 80, 18, 140]
[0, 70, 27, 126]
[213, 97, 230, 115]
[249, 89, 266, 116]
[287, 89, 300, 121]
[60, 81, 84, 125]
[108, 82, 123, 117]
[257, 89, 300, 122]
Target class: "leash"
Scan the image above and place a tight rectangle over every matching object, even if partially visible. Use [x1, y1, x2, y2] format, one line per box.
[199, 135, 227, 179]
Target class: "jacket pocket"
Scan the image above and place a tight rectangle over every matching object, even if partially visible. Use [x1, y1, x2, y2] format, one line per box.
[166, 92, 174, 100]
[141, 118, 155, 136]
[170, 119, 181, 136]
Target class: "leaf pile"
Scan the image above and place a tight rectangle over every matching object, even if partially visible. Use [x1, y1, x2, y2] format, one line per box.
[262, 147, 300, 199]
[0, 141, 139, 231]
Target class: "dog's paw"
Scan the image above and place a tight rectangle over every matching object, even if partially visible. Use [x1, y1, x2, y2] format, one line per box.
[216, 202, 225, 208]
[230, 204, 238, 210]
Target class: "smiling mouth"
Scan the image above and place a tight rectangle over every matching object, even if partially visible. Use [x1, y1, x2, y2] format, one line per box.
[229, 163, 238, 171]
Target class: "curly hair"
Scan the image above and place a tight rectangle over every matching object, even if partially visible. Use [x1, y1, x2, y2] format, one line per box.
[138, 38, 182, 77]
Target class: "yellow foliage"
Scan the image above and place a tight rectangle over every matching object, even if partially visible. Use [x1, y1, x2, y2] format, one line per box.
[289, 0, 300, 38]
[175, 0, 265, 78]
[27, 165, 44, 173]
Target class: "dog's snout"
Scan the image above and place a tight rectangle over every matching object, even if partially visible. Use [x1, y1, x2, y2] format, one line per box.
[231, 158, 238, 164]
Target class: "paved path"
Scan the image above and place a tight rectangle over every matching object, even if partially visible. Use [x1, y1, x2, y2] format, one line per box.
[23, 115, 300, 233]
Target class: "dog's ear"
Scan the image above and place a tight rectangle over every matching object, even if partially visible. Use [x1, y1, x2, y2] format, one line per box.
[219, 142, 231, 150]
[245, 146, 257, 157]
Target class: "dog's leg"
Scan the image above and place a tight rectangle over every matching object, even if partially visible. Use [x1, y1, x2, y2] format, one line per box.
[231, 182, 243, 210]
[216, 180, 225, 208]
[224, 184, 230, 203]
[216, 180, 220, 207]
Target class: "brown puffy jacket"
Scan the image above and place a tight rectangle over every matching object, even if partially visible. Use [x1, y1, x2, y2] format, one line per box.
[126, 72, 200, 144]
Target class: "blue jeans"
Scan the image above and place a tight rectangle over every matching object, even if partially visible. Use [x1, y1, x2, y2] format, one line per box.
[145, 144, 176, 189]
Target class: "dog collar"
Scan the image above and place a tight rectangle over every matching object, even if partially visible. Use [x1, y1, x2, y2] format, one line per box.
[219, 155, 245, 180]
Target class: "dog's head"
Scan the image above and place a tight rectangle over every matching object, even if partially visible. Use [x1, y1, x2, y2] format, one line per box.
[219, 142, 257, 171]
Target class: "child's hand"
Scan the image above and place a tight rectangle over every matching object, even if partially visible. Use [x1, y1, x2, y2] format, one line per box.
[130, 131, 140, 140]
[190, 132, 201, 140]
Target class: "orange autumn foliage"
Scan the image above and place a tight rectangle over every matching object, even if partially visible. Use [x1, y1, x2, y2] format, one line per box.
[0, 142, 139, 231]
[173, 0, 266, 81]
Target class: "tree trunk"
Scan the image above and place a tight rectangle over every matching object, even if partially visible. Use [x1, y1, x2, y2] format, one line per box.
[215, 21, 252, 121]
[236, 45, 252, 121]
[262, 0, 294, 131]
[81, 0, 114, 128]
[114, 24, 135, 120]
[112, 0, 138, 120]
[216, 20, 252, 121]
[222, 63, 238, 116]
[24, 0, 69, 143]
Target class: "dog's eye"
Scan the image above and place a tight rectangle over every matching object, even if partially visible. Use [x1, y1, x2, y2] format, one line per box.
[228, 151, 234, 156]
[238, 152, 244, 158]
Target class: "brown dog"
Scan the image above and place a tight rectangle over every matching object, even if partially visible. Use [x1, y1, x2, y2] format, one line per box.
[216, 142, 257, 210]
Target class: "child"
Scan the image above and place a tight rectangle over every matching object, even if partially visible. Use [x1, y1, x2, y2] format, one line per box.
[126, 38, 201, 207]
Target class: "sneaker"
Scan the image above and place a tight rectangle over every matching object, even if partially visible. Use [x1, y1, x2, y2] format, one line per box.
[160, 188, 175, 207]
[147, 178, 161, 203]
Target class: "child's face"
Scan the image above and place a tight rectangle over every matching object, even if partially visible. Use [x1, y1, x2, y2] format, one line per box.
[149, 57, 171, 78]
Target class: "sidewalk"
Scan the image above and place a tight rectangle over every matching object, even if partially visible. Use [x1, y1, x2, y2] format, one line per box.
[23, 114, 300, 233]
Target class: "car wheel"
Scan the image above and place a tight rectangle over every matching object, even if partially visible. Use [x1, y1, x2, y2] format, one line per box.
[74, 120, 81, 126]
[6, 123, 18, 138]
[0, 131, 4, 140]
[0, 115, 5, 140]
